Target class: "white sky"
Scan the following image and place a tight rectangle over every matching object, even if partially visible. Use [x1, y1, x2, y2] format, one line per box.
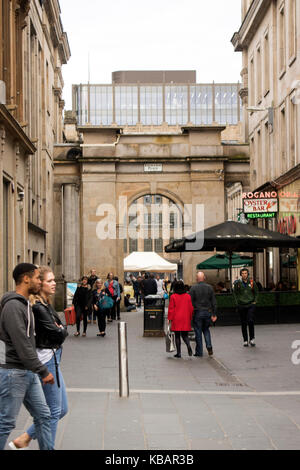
[59, 0, 242, 110]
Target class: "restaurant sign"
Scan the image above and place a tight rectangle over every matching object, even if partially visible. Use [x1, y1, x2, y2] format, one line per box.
[243, 192, 278, 220]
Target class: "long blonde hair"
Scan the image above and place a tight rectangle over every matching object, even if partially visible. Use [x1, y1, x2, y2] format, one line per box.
[29, 266, 54, 306]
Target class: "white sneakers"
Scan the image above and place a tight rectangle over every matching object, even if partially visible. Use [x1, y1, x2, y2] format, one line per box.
[8, 441, 28, 450]
[243, 339, 256, 347]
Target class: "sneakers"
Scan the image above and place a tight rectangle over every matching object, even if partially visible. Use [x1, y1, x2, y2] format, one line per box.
[243, 341, 249, 347]
[250, 339, 256, 347]
[8, 441, 28, 451]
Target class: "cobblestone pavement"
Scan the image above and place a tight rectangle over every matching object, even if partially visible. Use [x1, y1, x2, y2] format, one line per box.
[4, 309, 300, 450]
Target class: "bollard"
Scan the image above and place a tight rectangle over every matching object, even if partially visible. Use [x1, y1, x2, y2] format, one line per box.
[118, 321, 129, 397]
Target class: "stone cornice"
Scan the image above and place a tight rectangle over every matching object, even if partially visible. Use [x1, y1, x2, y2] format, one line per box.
[231, 0, 272, 51]
[0, 105, 36, 154]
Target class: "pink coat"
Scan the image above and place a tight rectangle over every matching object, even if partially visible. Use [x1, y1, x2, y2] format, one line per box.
[167, 293, 194, 331]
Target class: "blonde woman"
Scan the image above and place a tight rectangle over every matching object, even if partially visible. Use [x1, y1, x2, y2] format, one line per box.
[10, 267, 68, 450]
[92, 278, 107, 337]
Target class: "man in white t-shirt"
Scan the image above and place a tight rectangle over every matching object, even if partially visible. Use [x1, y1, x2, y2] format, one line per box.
[156, 275, 165, 297]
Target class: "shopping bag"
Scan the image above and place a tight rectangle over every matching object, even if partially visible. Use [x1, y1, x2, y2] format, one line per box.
[165, 327, 176, 353]
[64, 306, 76, 326]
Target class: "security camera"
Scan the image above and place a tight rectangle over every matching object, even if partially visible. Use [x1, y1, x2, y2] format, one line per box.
[18, 191, 25, 201]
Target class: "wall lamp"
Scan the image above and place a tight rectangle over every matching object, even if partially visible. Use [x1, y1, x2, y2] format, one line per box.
[246, 106, 274, 133]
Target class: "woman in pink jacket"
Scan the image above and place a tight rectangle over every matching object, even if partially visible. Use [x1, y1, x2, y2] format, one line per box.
[168, 281, 194, 358]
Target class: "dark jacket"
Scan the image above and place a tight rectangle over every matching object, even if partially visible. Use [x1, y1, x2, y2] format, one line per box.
[33, 301, 68, 350]
[0, 292, 49, 379]
[142, 278, 158, 297]
[73, 286, 92, 310]
[189, 282, 217, 315]
[233, 278, 259, 306]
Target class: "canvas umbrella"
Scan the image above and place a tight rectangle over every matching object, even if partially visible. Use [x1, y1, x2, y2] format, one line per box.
[196, 253, 253, 270]
[165, 220, 300, 290]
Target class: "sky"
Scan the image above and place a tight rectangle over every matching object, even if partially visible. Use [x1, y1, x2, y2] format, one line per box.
[59, 0, 243, 110]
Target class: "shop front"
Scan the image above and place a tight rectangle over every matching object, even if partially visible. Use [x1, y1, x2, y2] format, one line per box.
[277, 183, 300, 290]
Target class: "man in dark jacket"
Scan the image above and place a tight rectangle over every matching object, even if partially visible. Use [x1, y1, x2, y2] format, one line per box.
[233, 268, 259, 347]
[142, 273, 158, 297]
[0, 263, 54, 450]
[189, 272, 217, 357]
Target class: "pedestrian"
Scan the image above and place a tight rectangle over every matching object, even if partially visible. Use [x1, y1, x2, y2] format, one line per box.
[114, 276, 122, 320]
[132, 276, 141, 307]
[88, 269, 98, 323]
[0, 263, 54, 450]
[189, 272, 217, 357]
[156, 274, 166, 297]
[167, 281, 193, 358]
[233, 268, 259, 347]
[141, 273, 158, 297]
[104, 273, 120, 322]
[10, 266, 69, 450]
[92, 279, 107, 337]
[88, 269, 98, 290]
[73, 276, 92, 337]
[124, 294, 136, 312]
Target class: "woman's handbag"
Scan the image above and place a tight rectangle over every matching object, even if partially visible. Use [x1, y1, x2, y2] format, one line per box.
[165, 326, 176, 353]
[98, 295, 114, 310]
[163, 292, 169, 300]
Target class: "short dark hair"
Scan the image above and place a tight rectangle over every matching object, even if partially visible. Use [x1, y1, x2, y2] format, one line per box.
[173, 281, 186, 295]
[240, 268, 249, 276]
[13, 263, 38, 285]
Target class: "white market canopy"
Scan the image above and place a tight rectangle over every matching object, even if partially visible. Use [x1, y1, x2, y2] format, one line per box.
[124, 252, 178, 273]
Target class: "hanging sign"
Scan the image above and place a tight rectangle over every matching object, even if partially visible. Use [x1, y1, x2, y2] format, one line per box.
[243, 194, 278, 220]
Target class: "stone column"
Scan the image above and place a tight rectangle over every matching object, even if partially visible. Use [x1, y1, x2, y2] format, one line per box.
[62, 183, 80, 282]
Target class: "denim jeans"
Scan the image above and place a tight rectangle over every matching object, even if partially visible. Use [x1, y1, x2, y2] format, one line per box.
[193, 311, 212, 356]
[0, 368, 52, 450]
[26, 348, 68, 449]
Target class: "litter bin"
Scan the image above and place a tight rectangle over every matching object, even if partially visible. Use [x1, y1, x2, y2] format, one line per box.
[143, 296, 165, 337]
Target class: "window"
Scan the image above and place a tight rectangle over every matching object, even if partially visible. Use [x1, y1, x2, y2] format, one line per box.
[89, 86, 113, 125]
[264, 32, 270, 95]
[256, 45, 262, 103]
[280, 106, 287, 173]
[288, 0, 296, 62]
[129, 238, 137, 253]
[279, 3, 286, 75]
[154, 238, 163, 253]
[165, 86, 188, 125]
[250, 57, 255, 106]
[115, 86, 138, 126]
[290, 97, 296, 167]
[3, 180, 9, 292]
[140, 86, 163, 125]
[214, 84, 240, 125]
[144, 238, 152, 252]
[190, 85, 213, 125]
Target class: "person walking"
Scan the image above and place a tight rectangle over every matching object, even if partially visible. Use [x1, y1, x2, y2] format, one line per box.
[167, 281, 194, 358]
[92, 279, 107, 337]
[114, 276, 122, 321]
[0, 263, 54, 451]
[104, 273, 120, 322]
[88, 269, 98, 323]
[10, 266, 68, 450]
[73, 276, 92, 337]
[189, 272, 217, 357]
[233, 268, 259, 347]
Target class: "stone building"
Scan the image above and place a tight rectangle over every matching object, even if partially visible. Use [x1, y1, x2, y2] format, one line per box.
[0, 0, 70, 294]
[232, 0, 300, 288]
[54, 72, 249, 307]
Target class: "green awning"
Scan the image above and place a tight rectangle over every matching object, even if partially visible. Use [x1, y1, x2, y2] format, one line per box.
[197, 253, 253, 270]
